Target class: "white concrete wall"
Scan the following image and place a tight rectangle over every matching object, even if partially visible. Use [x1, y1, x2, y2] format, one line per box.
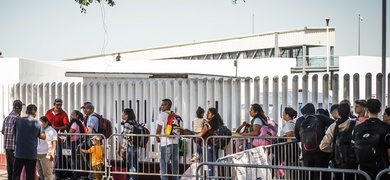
[0, 58, 20, 84]
[338, 56, 390, 100]
[0, 58, 82, 84]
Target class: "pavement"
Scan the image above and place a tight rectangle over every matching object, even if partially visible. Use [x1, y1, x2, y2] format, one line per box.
[0, 169, 7, 179]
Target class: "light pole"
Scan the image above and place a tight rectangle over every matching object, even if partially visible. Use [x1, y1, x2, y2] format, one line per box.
[326, 17, 330, 74]
[358, 13, 363, 55]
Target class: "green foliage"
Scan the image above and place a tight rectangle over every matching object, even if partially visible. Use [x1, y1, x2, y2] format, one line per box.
[75, 0, 115, 13]
[232, 0, 245, 4]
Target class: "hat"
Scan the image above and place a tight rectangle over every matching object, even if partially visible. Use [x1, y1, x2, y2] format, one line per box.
[13, 100, 24, 109]
[81, 102, 92, 109]
[54, 98, 63, 105]
[90, 135, 101, 141]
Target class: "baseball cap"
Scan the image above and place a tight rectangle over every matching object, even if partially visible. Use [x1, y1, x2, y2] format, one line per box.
[80, 102, 92, 109]
[54, 98, 63, 105]
[90, 135, 101, 141]
[13, 100, 24, 110]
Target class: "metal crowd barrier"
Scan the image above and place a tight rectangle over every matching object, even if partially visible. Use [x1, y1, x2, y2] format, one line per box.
[55, 133, 107, 179]
[195, 162, 372, 180]
[375, 168, 390, 180]
[107, 134, 204, 179]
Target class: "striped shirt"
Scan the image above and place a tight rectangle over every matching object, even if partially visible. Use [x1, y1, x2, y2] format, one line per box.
[2, 111, 20, 150]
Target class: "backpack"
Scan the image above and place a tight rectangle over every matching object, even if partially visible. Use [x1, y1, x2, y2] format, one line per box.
[178, 138, 187, 156]
[164, 112, 184, 135]
[252, 119, 278, 147]
[211, 125, 232, 149]
[126, 120, 150, 148]
[92, 113, 113, 139]
[333, 120, 357, 168]
[352, 119, 386, 168]
[299, 115, 324, 152]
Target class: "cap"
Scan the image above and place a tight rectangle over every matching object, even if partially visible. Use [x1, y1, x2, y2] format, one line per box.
[13, 100, 24, 110]
[54, 98, 63, 105]
[85, 104, 94, 109]
[90, 135, 101, 141]
[80, 102, 92, 109]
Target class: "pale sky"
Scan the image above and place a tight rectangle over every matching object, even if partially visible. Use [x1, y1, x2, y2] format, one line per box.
[0, 0, 388, 61]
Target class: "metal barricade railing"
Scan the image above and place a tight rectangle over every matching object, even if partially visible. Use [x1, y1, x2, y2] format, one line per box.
[107, 134, 204, 179]
[195, 162, 372, 180]
[56, 133, 107, 179]
[376, 168, 390, 180]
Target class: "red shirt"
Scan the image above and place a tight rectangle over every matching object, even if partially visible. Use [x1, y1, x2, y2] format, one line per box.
[45, 108, 69, 132]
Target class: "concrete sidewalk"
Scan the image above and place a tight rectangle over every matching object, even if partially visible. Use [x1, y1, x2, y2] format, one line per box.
[0, 169, 7, 179]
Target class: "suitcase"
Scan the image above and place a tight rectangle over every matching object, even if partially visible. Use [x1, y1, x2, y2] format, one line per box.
[111, 160, 128, 180]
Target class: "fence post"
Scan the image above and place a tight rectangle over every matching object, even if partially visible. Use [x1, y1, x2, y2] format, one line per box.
[312, 74, 318, 109]
[292, 75, 299, 110]
[322, 74, 329, 109]
[353, 73, 360, 102]
[263, 76, 269, 116]
[332, 74, 339, 105]
[302, 75, 308, 105]
[254, 76, 260, 104]
[376, 73, 383, 102]
[365, 73, 372, 99]
[272, 76, 279, 123]
[343, 74, 350, 101]
[282, 75, 288, 113]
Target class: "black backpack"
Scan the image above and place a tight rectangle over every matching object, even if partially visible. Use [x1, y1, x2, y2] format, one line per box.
[353, 120, 387, 168]
[212, 125, 232, 149]
[299, 115, 324, 152]
[333, 120, 357, 168]
[126, 120, 148, 148]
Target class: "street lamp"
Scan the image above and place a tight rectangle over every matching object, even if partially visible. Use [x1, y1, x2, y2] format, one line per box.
[358, 13, 363, 56]
[326, 17, 330, 74]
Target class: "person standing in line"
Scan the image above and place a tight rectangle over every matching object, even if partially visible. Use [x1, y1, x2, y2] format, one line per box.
[330, 104, 340, 120]
[12, 104, 46, 180]
[120, 108, 139, 180]
[80, 101, 92, 128]
[280, 107, 297, 142]
[155, 99, 179, 180]
[294, 103, 334, 180]
[320, 103, 359, 180]
[191, 106, 206, 162]
[80, 136, 104, 180]
[197, 107, 224, 178]
[352, 99, 390, 180]
[2, 100, 24, 180]
[36, 116, 57, 180]
[45, 98, 69, 179]
[354, 99, 369, 122]
[67, 110, 87, 180]
[83, 103, 99, 134]
[240, 104, 268, 149]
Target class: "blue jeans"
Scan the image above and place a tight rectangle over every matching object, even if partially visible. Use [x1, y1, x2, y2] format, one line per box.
[207, 145, 218, 178]
[160, 144, 179, 180]
[127, 146, 138, 180]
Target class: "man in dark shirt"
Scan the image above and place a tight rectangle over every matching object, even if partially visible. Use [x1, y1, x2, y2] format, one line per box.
[294, 103, 334, 179]
[12, 104, 46, 180]
[352, 98, 390, 180]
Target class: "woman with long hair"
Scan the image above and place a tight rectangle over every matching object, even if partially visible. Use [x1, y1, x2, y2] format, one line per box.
[120, 108, 139, 180]
[37, 116, 57, 180]
[67, 110, 87, 180]
[197, 107, 224, 178]
[241, 104, 267, 136]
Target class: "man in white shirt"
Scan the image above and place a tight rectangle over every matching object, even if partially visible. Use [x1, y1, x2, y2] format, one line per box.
[155, 99, 179, 180]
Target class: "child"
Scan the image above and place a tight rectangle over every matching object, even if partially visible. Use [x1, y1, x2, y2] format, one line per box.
[80, 136, 105, 180]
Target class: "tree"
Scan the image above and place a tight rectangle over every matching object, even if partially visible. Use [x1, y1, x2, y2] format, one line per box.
[75, 0, 115, 13]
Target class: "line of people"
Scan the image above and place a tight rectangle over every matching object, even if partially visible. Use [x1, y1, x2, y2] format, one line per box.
[2, 99, 107, 180]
